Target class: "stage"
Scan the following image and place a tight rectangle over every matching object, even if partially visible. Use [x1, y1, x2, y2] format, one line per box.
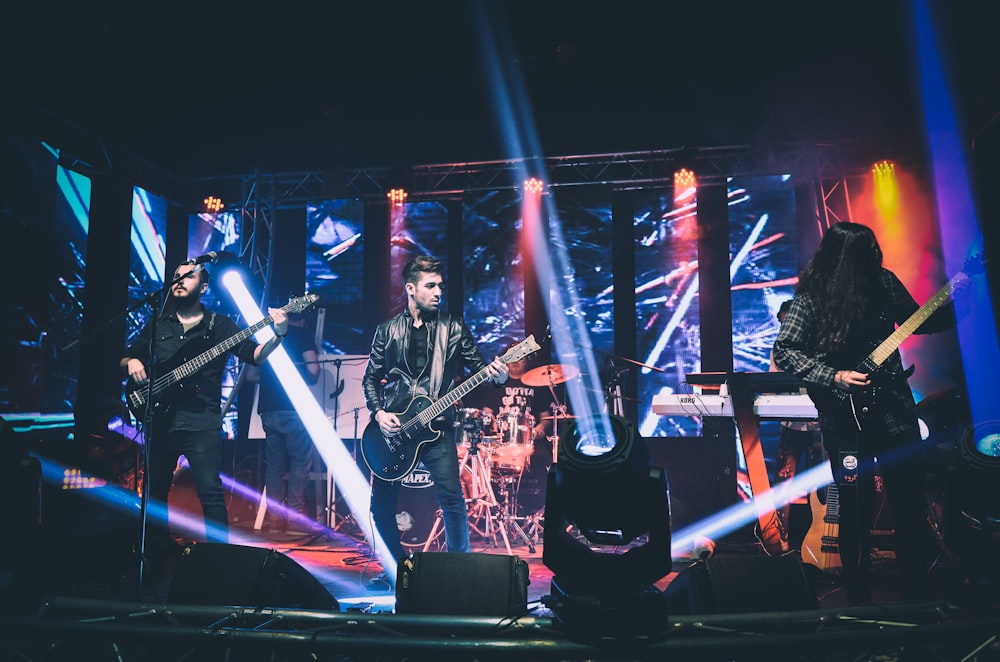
[2, 500, 999, 661]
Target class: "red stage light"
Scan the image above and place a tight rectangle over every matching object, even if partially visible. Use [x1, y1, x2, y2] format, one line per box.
[524, 178, 545, 195]
[387, 188, 408, 206]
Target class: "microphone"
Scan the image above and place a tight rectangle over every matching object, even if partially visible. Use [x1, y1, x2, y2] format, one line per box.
[186, 251, 219, 265]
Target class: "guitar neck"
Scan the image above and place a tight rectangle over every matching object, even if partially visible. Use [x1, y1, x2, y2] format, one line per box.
[153, 314, 274, 396]
[416, 366, 494, 426]
[825, 483, 840, 520]
[864, 274, 962, 369]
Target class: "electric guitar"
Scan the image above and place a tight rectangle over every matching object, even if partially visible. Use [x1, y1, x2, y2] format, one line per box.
[125, 294, 320, 419]
[799, 482, 841, 573]
[815, 255, 981, 413]
[362, 335, 541, 481]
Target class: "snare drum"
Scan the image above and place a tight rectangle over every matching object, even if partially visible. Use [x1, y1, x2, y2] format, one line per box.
[494, 411, 535, 474]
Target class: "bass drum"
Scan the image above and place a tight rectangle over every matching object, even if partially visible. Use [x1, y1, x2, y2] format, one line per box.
[397, 468, 444, 551]
[397, 465, 475, 550]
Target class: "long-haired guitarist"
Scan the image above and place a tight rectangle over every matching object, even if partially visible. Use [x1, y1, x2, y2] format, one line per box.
[362, 256, 509, 574]
[773, 222, 964, 605]
[120, 261, 288, 556]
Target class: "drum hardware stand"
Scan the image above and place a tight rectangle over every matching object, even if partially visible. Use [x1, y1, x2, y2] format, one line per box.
[452, 420, 534, 554]
[493, 475, 538, 553]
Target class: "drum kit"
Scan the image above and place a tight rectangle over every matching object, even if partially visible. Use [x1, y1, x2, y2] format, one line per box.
[450, 363, 578, 554]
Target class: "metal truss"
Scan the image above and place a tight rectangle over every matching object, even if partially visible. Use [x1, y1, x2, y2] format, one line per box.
[209, 142, 857, 305]
[217, 142, 850, 203]
[2, 595, 997, 661]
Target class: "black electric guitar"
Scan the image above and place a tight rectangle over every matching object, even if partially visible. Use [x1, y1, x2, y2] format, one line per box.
[799, 482, 841, 573]
[125, 294, 320, 419]
[814, 255, 981, 415]
[362, 335, 541, 481]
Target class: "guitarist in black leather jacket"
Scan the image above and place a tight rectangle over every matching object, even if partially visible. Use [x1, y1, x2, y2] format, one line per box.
[773, 222, 961, 604]
[121, 261, 288, 553]
[363, 255, 508, 567]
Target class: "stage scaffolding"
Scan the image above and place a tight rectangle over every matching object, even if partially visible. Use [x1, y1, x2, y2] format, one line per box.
[205, 142, 862, 290]
[2, 595, 997, 661]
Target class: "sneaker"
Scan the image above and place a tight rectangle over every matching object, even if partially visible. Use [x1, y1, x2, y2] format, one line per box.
[365, 572, 392, 592]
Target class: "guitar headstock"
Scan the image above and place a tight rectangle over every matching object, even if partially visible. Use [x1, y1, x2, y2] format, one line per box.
[283, 293, 321, 314]
[499, 335, 541, 364]
[963, 253, 986, 277]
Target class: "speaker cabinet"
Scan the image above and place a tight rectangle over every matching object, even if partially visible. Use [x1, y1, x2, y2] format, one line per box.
[395, 552, 529, 617]
[168, 543, 338, 610]
[665, 554, 817, 614]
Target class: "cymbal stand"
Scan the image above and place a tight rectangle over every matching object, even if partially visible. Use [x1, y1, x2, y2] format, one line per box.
[547, 395, 569, 463]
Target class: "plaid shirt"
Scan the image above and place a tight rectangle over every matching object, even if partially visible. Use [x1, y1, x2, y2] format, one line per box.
[773, 268, 955, 436]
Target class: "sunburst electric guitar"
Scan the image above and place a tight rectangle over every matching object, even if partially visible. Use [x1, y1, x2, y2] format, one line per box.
[362, 335, 541, 481]
[125, 294, 320, 419]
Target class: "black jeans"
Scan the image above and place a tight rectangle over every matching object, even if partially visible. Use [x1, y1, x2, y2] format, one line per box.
[370, 429, 469, 564]
[146, 427, 228, 548]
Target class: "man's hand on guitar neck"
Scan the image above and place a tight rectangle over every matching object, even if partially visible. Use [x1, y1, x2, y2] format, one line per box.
[486, 357, 510, 385]
[270, 307, 289, 337]
[833, 369, 870, 392]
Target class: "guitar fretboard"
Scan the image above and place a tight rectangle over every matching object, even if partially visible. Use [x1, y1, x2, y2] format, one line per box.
[149, 315, 276, 397]
[864, 273, 964, 369]
[395, 335, 539, 437]
[824, 483, 840, 524]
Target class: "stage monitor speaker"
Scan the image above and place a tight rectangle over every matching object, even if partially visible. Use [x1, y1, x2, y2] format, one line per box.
[665, 554, 817, 614]
[167, 543, 338, 610]
[395, 552, 529, 617]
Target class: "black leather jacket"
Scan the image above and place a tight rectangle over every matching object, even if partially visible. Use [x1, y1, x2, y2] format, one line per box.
[362, 309, 490, 419]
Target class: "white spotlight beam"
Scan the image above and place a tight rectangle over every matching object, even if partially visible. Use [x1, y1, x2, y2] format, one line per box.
[220, 272, 393, 577]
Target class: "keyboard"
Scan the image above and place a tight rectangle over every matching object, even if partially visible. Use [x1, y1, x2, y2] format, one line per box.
[651, 392, 818, 419]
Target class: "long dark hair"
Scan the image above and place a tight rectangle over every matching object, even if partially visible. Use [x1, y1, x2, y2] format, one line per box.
[796, 222, 884, 352]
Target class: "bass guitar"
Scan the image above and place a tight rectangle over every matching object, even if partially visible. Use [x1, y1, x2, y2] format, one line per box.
[125, 293, 320, 419]
[362, 335, 541, 481]
[799, 482, 841, 573]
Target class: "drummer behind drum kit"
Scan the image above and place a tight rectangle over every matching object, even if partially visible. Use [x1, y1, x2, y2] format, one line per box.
[447, 363, 578, 553]
[395, 362, 579, 554]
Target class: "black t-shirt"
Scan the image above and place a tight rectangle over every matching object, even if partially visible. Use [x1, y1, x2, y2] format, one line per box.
[126, 307, 258, 432]
[257, 324, 318, 413]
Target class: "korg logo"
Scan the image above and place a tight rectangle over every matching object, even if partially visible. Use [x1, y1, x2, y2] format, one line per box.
[680, 396, 696, 404]
[401, 469, 435, 488]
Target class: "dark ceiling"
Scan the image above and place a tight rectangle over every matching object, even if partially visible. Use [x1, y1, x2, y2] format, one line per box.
[6, 1, 999, 181]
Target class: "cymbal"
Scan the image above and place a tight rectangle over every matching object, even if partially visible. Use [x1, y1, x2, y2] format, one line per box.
[520, 363, 580, 386]
[540, 413, 576, 420]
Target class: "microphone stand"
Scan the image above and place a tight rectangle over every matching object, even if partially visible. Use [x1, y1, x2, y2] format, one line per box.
[79, 265, 203, 600]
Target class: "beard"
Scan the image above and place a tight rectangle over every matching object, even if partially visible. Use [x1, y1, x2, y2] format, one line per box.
[170, 286, 201, 307]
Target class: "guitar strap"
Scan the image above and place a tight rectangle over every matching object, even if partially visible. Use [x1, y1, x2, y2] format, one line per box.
[428, 311, 450, 399]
